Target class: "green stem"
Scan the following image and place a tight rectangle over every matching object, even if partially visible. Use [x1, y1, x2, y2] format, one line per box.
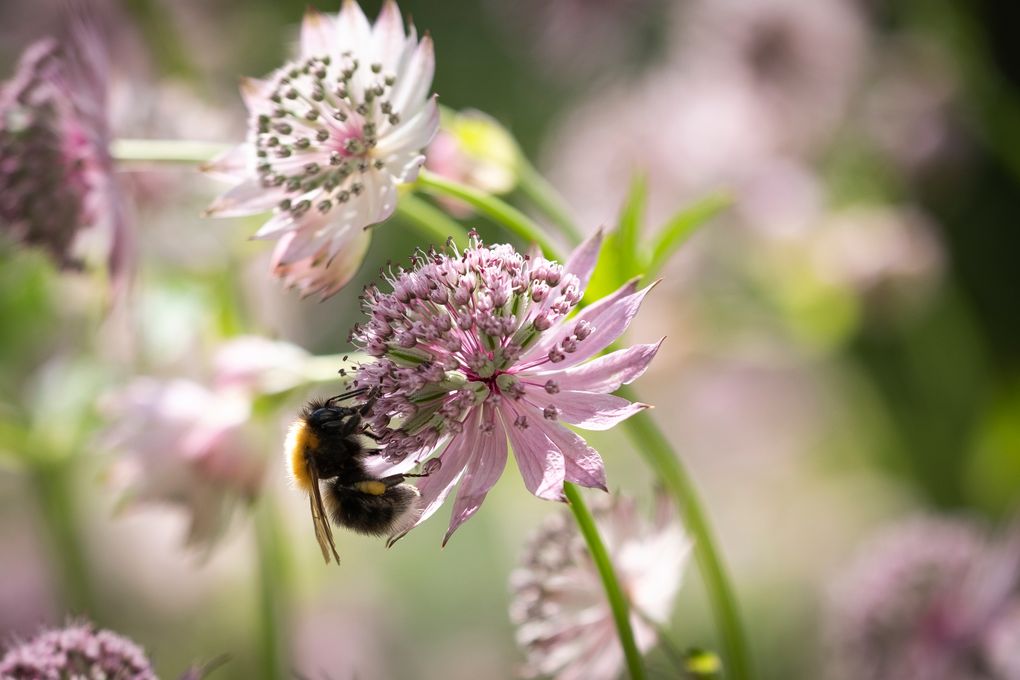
[516, 158, 585, 245]
[31, 459, 97, 616]
[415, 170, 562, 257]
[253, 496, 289, 680]
[563, 483, 646, 680]
[111, 139, 232, 164]
[616, 385, 752, 680]
[395, 194, 472, 248]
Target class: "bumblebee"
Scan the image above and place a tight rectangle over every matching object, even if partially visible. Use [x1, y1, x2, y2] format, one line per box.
[284, 391, 423, 564]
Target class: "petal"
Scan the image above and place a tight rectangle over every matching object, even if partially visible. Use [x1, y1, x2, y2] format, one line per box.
[546, 390, 649, 431]
[502, 404, 565, 501]
[371, 0, 407, 66]
[443, 407, 508, 544]
[410, 428, 477, 530]
[538, 421, 607, 491]
[252, 210, 297, 240]
[375, 95, 439, 158]
[300, 6, 337, 59]
[204, 179, 282, 218]
[563, 228, 604, 291]
[527, 340, 663, 394]
[199, 143, 250, 182]
[390, 35, 434, 116]
[522, 279, 638, 362]
[239, 76, 274, 113]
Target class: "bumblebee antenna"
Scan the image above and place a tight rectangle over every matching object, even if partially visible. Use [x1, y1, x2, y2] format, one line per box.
[324, 387, 369, 405]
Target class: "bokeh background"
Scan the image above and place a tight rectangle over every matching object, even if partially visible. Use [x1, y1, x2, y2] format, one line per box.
[1, 0, 1018, 678]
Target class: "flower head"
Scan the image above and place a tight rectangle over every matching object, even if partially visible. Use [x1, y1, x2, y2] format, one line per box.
[350, 232, 661, 542]
[0, 621, 156, 680]
[100, 378, 265, 550]
[510, 494, 691, 680]
[0, 22, 130, 292]
[825, 516, 1020, 680]
[204, 0, 439, 299]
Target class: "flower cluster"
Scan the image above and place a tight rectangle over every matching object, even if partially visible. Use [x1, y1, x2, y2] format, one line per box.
[0, 621, 156, 680]
[0, 25, 129, 291]
[350, 232, 660, 541]
[510, 495, 690, 680]
[205, 0, 438, 298]
[825, 516, 1020, 680]
[100, 377, 264, 550]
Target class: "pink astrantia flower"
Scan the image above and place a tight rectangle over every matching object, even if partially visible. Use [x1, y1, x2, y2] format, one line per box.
[0, 23, 131, 294]
[204, 0, 439, 299]
[510, 495, 691, 680]
[100, 378, 265, 550]
[0, 621, 156, 680]
[825, 516, 1020, 680]
[351, 232, 661, 542]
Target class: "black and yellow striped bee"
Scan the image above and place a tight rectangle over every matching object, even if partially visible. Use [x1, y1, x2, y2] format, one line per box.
[284, 391, 422, 563]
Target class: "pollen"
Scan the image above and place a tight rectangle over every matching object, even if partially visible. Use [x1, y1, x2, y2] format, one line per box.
[284, 418, 319, 492]
[354, 480, 388, 496]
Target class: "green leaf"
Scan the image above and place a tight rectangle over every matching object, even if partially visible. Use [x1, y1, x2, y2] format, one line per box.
[646, 192, 732, 280]
[616, 173, 647, 281]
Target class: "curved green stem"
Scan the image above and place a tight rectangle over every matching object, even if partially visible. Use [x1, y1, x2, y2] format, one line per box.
[616, 385, 752, 680]
[396, 194, 472, 248]
[516, 158, 585, 245]
[415, 170, 562, 258]
[111, 139, 232, 164]
[254, 496, 289, 680]
[563, 482, 646, 680]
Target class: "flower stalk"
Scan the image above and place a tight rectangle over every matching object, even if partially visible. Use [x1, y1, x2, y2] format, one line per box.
[254, 496, 289, 680]
[395, 193, 471, 248]
[617, 385, 751, 680]
[515, 156, 585, 246]
[563, 482, 647, 680]
[111, 139, 232, 164]
[415, 169, 562, 257]
[30, 457, 96, 616]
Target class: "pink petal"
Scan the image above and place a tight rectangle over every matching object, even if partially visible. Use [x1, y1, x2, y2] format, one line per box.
[199, 143, 250, 182]
[410, 428, 477, 530]
[239, 76, 274, 113]
[300, 6, 337, 59]
[502, 404, 565, 501]
[372, 0, 406, 63]
[527, 340, 663, 394]
[443, 407, 508, 544]
[563, 228, 604, 291]
[538, 421, 607, 491]
[376, 96, 439, 157]
[204, 179, 282, 218]
[546, 390, 649, 431]
[390, 35, 434, 115]
[558, 282, 658, 368]
[522, 279, 638, 362]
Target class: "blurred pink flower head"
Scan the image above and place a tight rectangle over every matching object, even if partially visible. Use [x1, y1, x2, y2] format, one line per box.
[100, 378, 265, 550]
[351, 232, 660, 543]
[825, 516, 1020, 680]
[671, 0, 866, 153]
[212, 334, 313, 395]
[510, 495, 690, 680]
[0, 621, 156, 680]
[0, 22, 131, 293]
[204, 0, 439, 299]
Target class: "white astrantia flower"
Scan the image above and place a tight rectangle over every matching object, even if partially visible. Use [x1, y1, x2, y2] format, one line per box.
[203, 0, 439, 299]
[510, 495, 691, 680]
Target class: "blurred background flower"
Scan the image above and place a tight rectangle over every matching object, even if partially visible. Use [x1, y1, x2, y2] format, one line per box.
[509, 494, 690, 680]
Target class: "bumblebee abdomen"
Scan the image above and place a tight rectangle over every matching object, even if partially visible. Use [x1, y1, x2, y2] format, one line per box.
[326, 482, 420, 537]
[284, 417, 319, 493]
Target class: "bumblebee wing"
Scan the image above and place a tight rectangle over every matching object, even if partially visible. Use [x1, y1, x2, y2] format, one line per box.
[307, 458, 340, 564]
